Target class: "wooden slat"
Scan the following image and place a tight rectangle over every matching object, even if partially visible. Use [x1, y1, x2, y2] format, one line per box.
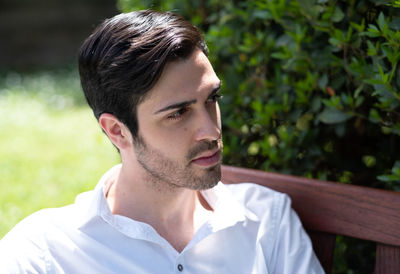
[375, 244, 400, 274]
[307, 230, 336, 274]
[221, 165, 400, 246]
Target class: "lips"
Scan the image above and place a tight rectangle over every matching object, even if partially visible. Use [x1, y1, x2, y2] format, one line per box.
[191, 150, 221, 167]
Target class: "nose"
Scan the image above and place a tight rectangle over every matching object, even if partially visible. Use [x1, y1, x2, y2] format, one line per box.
[194, 107, 221, 142]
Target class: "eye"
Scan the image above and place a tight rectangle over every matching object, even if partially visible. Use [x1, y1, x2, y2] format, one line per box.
[206, 93, 223, 103]
[167, 107, 189, 120]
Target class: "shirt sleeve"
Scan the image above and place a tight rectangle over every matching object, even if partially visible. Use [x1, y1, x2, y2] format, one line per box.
[0, 216, 49, 273]
[269, 193, 325, 274]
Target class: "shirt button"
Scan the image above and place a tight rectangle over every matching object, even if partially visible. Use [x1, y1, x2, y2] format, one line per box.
[177, 264, 184, 272]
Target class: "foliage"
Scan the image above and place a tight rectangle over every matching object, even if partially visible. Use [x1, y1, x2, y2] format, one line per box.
[118, 0, 400, 273]
[0, 69, 120, 237]
[119, 0, 400, 192]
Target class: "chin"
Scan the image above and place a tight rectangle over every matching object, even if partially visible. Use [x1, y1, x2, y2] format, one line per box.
[190, 164, 221, 190]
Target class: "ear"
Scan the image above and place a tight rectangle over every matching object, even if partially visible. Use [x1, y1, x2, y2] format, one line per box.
[99, 113, 132, 150]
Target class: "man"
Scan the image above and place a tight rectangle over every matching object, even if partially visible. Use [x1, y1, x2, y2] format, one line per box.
[0, 10, 324, 273]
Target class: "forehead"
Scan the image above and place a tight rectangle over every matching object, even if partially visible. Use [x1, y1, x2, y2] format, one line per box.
[143, 49, 220, 107]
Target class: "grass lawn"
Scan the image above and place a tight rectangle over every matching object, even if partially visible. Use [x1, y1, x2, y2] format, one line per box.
[0, 69, 120, 238]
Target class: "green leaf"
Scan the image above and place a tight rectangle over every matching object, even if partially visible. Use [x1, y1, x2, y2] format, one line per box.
[369, 109, 381, 123]
[271, 52, 290, 59]
[354, 84, 364, 98]
[377, 174, 399, 182]
[350, 19, 365, 32]
[318, 74, 328, 89]
[297, 0, 320, 18]
[362, 155, 376, 168]
[346, 26, 353, 42]
[328, 37, 341, 46]
[391, 0, 400, 8]
[364, 78, 384, 85]
[365, 24, 381, 37]
[377, 63, 389, 84]
[392, 161, 400, 174]
[252, 10, 272, 20]
[248, 142, 260, 155]
[331, 6, 345, 22]
[377, 12, 387, 32]
[367, 40, 377, 56]
[318, 108, 353, 124]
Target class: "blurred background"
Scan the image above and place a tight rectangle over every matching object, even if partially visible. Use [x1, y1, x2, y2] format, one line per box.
[1, 0, 399, 273]
[0, 0, 120, 241]
[0, 0, 117, 69]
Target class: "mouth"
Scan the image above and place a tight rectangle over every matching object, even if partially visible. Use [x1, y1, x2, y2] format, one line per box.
[191, 150, 222, 167]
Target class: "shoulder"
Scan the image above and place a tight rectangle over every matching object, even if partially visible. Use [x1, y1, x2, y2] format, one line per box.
[1, 189, 95, 242]
[1, 205, 75, 248]
[223, 182, 286, 199]
[223, 183, 324, 273]
[8, 204, 76, 233]
[223, 182, 291, 217]
[0, 208, 57, 272]
[0, 205, 77, 272]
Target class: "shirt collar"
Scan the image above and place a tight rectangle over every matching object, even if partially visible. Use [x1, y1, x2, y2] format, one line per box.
[201, 182, 258, 231]
[75, 165, 258, 232]
[75, 164, 121, 228]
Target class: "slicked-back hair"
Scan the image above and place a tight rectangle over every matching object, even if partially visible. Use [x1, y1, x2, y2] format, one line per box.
[78, 10, 208, 140]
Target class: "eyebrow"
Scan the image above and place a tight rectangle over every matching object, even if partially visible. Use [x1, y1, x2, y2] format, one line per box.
[154, 81, 222, 115]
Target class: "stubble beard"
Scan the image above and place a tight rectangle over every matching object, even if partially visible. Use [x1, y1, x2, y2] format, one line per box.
[133, 135, 222, 192]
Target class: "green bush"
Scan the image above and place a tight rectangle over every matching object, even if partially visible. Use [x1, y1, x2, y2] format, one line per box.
[118, 0, 400, 190]
[118, 1, 400, 272]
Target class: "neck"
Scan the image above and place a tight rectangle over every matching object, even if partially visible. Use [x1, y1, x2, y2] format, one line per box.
[105, 163, 213, 252]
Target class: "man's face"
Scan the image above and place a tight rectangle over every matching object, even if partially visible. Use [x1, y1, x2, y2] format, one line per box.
[134, 49, 223, 191]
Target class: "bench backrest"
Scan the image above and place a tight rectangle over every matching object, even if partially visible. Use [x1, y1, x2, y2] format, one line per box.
[221, 165, 400, 274]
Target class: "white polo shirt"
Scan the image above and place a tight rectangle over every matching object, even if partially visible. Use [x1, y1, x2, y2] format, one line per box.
[0, 165, 324, 273]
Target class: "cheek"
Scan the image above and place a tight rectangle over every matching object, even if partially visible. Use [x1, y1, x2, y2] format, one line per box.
[146, 126, 192, 156]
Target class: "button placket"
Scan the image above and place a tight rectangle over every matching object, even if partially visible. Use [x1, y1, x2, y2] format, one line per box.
[175, 249, 186, 273]
[177, 264, 184, 272]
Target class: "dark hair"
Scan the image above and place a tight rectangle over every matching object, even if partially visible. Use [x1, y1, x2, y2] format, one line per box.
[78, 10, 208, 140]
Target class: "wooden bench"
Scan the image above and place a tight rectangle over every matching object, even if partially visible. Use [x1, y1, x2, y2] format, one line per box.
[221, 165, 400, 274]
